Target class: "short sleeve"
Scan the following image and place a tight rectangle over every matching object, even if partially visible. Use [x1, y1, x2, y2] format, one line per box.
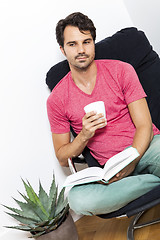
[47, 95, 70, 134]
[120, 62, 147, 105]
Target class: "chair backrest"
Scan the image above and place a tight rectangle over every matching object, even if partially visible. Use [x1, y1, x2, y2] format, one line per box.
[46, 27, 160, 130]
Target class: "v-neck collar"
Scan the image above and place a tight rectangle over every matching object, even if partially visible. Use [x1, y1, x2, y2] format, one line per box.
[69, 61, 99, 97]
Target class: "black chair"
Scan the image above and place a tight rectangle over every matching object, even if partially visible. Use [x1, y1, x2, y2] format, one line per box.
[46, 27, 160, 240]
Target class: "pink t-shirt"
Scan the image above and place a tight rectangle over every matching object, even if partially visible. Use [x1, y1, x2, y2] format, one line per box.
[47, 60, 160, 165]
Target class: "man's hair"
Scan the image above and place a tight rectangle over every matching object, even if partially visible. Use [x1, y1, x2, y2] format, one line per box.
[56, 12, 96, 47]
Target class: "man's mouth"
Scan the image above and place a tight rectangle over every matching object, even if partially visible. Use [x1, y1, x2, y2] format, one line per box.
[76, 55, 89, 60]
[77, 58, 86, 61]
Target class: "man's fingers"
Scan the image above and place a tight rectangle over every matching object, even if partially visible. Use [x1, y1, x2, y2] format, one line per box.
[84, 111, 104, 121]
[109, 172, 124, 184]
[81, 111, 107, 140]
[83, 111, 106, 127]
[84, 111, 97, 119]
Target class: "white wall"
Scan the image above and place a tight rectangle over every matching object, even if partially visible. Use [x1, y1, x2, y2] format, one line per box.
[1, 0, 157, 239]
[123, 0, 160, 55]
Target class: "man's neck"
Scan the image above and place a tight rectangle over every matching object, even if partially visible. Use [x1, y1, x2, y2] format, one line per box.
[70, 61, 97, 94]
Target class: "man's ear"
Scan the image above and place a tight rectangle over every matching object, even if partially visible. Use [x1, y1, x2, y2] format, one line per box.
[60, 46, 66, 56]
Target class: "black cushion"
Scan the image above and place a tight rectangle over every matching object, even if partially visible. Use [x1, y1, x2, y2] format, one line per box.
[46, 27, 160, 130]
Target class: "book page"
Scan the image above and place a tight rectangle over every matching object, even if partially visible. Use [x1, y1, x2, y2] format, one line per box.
[103, 147, 138, 173]
[63, 167, 104, 187]
[103, 155, 134, 181]
[103, 147, 139, 181]
[64, 176, 102, 187]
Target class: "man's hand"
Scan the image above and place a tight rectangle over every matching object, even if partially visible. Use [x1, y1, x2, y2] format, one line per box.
[108, 160, 138, 184]
[51, 111, 106, 166]
[81, 111, 107, 141]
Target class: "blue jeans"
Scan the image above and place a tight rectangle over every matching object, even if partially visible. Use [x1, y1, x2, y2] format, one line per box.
[68, 135, 160, 215]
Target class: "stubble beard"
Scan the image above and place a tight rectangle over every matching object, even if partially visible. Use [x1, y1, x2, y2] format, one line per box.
[73, 54, 95, 71]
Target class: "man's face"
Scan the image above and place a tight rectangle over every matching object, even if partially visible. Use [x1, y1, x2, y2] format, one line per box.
[60, 25, 95, 71]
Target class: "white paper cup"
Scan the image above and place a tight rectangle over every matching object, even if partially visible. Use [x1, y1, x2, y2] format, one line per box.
[84, 101, 106, 120]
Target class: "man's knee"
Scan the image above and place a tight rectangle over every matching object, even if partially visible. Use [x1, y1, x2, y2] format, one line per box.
[68, 184, 111, 215]
[68, 186, 94, 215]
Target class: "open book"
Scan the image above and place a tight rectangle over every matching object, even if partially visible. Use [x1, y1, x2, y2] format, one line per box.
[63, 147, 139, 187]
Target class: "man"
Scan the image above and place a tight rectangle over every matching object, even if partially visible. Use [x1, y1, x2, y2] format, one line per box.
[47, 12, 160, 215]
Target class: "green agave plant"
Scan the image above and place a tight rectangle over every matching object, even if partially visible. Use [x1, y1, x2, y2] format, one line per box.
[3, 175, 69, 238]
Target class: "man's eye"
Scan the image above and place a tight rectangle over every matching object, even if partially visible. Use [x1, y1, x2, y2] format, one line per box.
[69, 43, 75, 46]
[84, 41, 90, 44]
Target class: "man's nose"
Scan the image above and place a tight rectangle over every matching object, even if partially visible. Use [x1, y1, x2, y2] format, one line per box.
[77, 44, 85, 54]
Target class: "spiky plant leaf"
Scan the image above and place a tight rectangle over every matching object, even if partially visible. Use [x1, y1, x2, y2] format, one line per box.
[29, 230, 46, 238]
[48, 175, 57, 212]
[5, 225, 31, 231]
[48, 204, 69, 228]
[49, 175, 56, 198]
[18, 192, 48, 221]
[5, 212, 37, 226]
[5, 221, 47, 233]
[20, 180, 49, 220]
[46, 224, 58, 232]
[55, 187, 67, 216]
[38, 181, 49, 212]
[13, 198, 40, 221]
[48, 188, 57, 219]
[22, 179, 36, 203]
[31, 226, 47, 232]
[2, 205, 25, 217]
[25, 180, 49, 219]
[18, 191, 29, 202]
[34, 219, 50, 227]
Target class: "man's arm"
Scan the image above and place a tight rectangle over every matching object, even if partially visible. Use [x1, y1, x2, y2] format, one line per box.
[52, 111, 107, 166]
[109, 97, 153, 184]
[129, 98, 153, 156]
